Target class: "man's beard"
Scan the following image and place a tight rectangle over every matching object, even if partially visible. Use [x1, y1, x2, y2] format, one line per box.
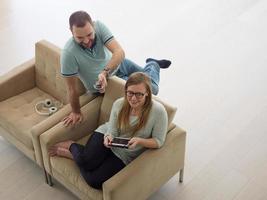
[79, 36, 96, 50]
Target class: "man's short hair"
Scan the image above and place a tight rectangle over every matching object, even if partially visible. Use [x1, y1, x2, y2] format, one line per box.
[69, 11, 92, 29]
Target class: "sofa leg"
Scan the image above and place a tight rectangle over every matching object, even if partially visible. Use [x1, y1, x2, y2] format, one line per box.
[44, 169, 53, 186]
[179, 168, 184, 183]
[47, 173, 54, 186]
[44, 169, 49, 184]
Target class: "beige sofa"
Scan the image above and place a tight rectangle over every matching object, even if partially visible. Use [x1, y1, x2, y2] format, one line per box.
[40, 76, 186, 200]
[0, 40, 95, 181]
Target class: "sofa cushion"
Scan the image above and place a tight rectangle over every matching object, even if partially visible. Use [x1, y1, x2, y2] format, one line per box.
[98, 77, 125, 125]
[153, 96, 177, 128]
[35, 40, 86, 105]
[50, 135, 103, 200]
[0, 87, 62, 149]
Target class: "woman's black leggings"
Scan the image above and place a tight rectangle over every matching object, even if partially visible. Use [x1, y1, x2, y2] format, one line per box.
[69, 132, 125, 189]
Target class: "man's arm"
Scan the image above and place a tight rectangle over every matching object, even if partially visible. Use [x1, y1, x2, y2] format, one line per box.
[62, 76, 83, 126]
[104, 38, 125, 72]
[97, 39, 125, 92]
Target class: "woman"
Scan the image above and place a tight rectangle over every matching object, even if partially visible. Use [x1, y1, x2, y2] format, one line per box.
[49, 72, 168, 189]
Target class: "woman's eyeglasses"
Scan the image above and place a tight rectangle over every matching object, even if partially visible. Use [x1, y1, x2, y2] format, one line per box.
[126, 91, 146, 98]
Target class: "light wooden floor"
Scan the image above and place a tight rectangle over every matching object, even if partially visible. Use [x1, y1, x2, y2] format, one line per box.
[1, 0, 267, 199]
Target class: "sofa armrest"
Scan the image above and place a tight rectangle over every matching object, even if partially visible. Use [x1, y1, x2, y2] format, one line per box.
[0, 58, 35, 101]
[40, 97, 103, 174]
[31, 93, 97, 167]
[103, 126, 186, 200]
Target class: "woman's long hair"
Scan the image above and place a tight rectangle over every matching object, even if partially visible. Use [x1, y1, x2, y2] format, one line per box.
[117, 72, 152, 136]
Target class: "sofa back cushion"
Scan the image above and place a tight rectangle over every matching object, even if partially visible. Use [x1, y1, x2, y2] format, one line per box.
[98, 76, 125, 125]
[98, 76, 177, 130]
[35, 40, 86, 104]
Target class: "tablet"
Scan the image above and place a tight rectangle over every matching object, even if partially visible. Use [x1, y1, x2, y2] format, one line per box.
[110, 137, 130, 148]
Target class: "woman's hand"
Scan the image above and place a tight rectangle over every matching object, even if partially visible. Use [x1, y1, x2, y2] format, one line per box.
[128, 137, 159, 149]
[128, 137, 143, 149]
[103, 135, 113, 148]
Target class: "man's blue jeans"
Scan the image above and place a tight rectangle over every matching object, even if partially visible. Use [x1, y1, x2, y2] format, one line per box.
[115, 58, 160, 95]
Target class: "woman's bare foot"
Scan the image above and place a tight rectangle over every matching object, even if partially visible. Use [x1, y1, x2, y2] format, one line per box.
[54, 140, 74, 150]
[48, 146, 58, 157]
[48, 145, 73, 159]
[56, 147, 73, 159]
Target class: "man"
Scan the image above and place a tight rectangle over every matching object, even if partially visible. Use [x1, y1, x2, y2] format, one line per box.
[61, 10, 171, 126]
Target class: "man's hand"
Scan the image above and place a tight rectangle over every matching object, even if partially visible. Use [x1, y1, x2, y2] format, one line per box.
[103, 135, 113, 148]
[62, 112, 83, 126]
[64, 76, 82, 126]
[97, 72, 108, 93]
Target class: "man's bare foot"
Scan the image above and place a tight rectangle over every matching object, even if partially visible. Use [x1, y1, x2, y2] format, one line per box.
[54, 140, 74, 150]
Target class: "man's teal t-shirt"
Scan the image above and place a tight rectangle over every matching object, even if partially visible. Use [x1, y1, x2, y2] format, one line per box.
[61, 20, 114, 93]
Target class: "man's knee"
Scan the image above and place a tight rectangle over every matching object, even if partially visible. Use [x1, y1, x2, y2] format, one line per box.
[151, 83, 159, 95]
